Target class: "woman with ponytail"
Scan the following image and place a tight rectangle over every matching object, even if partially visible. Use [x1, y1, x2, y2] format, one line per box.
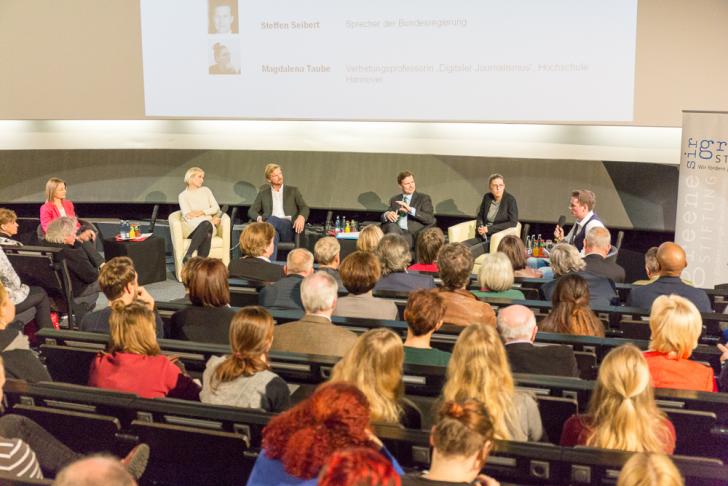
[560, 344, 676, 453]
[200, 306, 290, 412]
[246, 382, 403, 486]
[539, 273, 605, 337]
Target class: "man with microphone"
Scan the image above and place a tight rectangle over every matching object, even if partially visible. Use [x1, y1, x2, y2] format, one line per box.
[381, 171, 435, 248]
[553, 189, 604, 254]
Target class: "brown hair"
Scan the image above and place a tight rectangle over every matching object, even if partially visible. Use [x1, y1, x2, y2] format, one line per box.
[415, 227, 445, 265]
[98, 257, 137, 300]
[240, 222, 275, 257]
[108, 300, 160, 356]
[188, 258, 230, 307]
[571, 189, 596, 210]
[210, 306, 274, 390]
[644, 247, 659, 275]
[404, 289, 447, 336]
[181, 257, 206, 289]
[339, 251, 381, 295]
[0, 209, 17, 227]
[437, 243, 474, 290]
[433, 399, 495, 458]
[397, 171, 414, 184]
[497, 235, 528, 271]
[540, 274, 605, 337]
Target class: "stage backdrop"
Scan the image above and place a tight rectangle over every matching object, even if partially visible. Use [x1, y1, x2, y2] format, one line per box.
[676, 111, 728, 288]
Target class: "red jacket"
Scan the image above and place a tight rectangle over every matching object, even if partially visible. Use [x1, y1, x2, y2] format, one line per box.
[40, 200, 79, 233]
[644, 351, 716, 392]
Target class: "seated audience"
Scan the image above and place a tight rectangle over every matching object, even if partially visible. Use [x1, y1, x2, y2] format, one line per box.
[334, 251, 398, 320]
[272, 272, 357, 357]
[228, 222, 283, 282]
[633, 246, 660, 286]
[497, 235, 543, 278]
[54, 453, 147, 486]
[408, 227, 444, 273]
[89, 300, 200, 400]
[644, 295, 715, 392]
[314, 236, 344, 289]
[80, 257, 164, 337]
[442, 323, 543, 441]
[246, 383, 403, 486]
[720, 343, 728, 392]
[331, 328, 422, 429]
[561, 344, 675, 453]
[583, 227, 625, 283]
[540, 243, 618, 307]
[373, 234, 435, 292]
[402, 399, 499, 486]
[201, 306, 290, 412]
[356, 224, 384, 252]
[497, 305, 579, 377]
[259, 248, 315, 311]
[0, 246, 53, 329]
[319, 448, 401, 486]
[628, 242, 711, 313]
[170, 258, 235, 344]
[472, 252, 525, 300]
[435, 243, 495, 327]
[403, 289, 451, 366]
[617, 453, 684, 486]
[0, 283, 51, 381]
[539, 274, 605, 337]
[0, 208, 21, 245]
[180, 256, 205, 294]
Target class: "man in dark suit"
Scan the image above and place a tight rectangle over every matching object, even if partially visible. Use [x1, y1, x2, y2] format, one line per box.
[628, 242, 712, 312]
[583, 227, 625, 283]
[381, 171, 435, 248]
[259, 248, 314, 312]
[497, 305, 580, 377]
[248, 163, 310, 261]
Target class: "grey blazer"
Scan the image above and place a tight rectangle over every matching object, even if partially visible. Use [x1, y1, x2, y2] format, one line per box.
[247, 185, 310, 221]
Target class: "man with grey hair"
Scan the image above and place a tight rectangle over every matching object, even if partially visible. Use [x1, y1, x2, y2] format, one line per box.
[583, 227, 625, 283]
[497, 305, 579, 377]
[53, 454, 141, 486]
[271, 271, 357, 357]
[259, 248, 314, 311]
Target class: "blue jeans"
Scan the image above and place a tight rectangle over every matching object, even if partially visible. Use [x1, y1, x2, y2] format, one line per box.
[527, 257, 555, 280]
[267, 216, 294, 262]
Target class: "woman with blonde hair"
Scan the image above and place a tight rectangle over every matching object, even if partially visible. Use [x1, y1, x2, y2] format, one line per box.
[472, 252, 525, 300]
[330, 328, 422, 428]
[560, 344, 675, 453]
[539, 273, 605, 337]
[644, 294, 715, 392]
[442, 323, 542, 441]
[201, 306, 290, 412]
[178, 167, 222, 263]
[617, 453, 684, 486]
[356, 224, 384, 252]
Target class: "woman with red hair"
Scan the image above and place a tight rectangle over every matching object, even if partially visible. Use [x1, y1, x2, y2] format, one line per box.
[246, 383, 403, 486]
[318, 448, 401, 486]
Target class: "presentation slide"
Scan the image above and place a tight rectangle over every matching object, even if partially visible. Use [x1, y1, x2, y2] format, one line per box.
[140, 0, 638, 122]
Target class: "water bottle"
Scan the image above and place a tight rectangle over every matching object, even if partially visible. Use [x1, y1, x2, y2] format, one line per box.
[335, 216, 341, 232]
[119, 220, 127, 239]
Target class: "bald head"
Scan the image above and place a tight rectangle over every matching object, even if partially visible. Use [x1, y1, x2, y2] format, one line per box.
[54, 456, 136, 486]
[496, 305, 537, 343]
[657, 242, 687, 277]
[285, 248, 314, 276]
[584, 227, 611, 256]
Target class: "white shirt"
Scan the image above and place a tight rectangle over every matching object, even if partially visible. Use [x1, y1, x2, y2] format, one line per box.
[564, 210, 604, 255]
[271, 185, 290, 220]
[178, 186, 220, 232]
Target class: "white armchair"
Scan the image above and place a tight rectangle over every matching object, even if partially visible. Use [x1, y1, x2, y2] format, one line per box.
[448, 220, 522, 274]
[168, 211, 231, 281]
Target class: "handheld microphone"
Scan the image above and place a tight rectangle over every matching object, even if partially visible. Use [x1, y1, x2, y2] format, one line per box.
[557, 215, 566, 227]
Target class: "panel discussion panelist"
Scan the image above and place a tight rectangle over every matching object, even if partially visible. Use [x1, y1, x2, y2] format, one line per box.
[462, 173, 518, 258]
[553, 189, 604, 254]
[381, 170, 435, 248]
[178, 167, 222, 263]
[248, 163, 309, 262]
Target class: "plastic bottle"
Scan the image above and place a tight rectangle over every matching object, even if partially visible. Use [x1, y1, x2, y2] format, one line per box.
[335, 216, 341, 233]
[344, 219, 351, 233]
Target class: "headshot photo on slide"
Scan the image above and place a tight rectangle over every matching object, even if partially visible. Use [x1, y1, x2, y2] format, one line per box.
[208, 0, 238, 34]
[209, 40, 240, 75]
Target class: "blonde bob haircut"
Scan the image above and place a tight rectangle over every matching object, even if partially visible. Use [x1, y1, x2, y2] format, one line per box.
[586, 344, 671, 453]
[478, 252, 514, 292]
[264, 163, 281, 180]
[356, 224, 384, 252]
[45, 177, 66, 202]
[442, 323, 517, 441]
[617, 453, 684, 486]
[330, 328, 405, 424]
[313, 236, 340, 265]
[550, 243, 586, 276]
[183, 167, 204, 186]
[108, 300, 160, 356]
[240, 222, 275, 257]
[648, 294, 702, 359]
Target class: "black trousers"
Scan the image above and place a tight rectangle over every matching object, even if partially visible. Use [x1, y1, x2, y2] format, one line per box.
[463, 236, 489, 258]
[15, 286, 53, 329]
[0, 415, 80, 474]
[185, 221, 213, 259]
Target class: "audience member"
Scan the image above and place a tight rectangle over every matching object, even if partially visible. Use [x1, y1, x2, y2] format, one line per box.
[0, 208, 21, 245]
[628, 242, 711, 313]
[272, 271, 357, 357]
[553, 189, 604, 253]
[246, 383, 403, 486]
[402, 399, 499, 486]
[583, 227, 625, 283]
[319, 448, 401, 486]
[177, 167, 221, 263]
[259, 248, 314, 311]
[632, 246, 660, 286]
[80, 257, 164, 337]
[472, 252, 525, 299]
[0, 245, 53, 329]
[561, 344, 675, 453]
[53, 454, 143, 486]
[228, 222, 283, 282]
[403, 289, 451, 366]
[170, 258, 235, 344]
[334, 251, 397, 320]
[442, 323, 543, 441]
[540, 243, 618, 307]
[617, 453, 684, 486]
[201, 306, 290, 412]
[496, 305, 579, 377]
[89, 301, 201, 400]
[539, 274, 605, 337]
[373, 234, 435, 292]
[644, 295, 715, 392]
[381, 171, 435, 248]
[180, 256, 205, 293]
[356, 224, 384, 252]
[718, 343, 728, 392]
[497, 235, 543, 278]
[435, 243, 495, 327]
[408, 227, 444, 273]
[331, 328, 422, 429]
[314, 236, 344, 289]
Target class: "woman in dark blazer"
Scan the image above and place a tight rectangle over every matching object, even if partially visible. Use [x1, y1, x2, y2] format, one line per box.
[464, 173, 518, 257]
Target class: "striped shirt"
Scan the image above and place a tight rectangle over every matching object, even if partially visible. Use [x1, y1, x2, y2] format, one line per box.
[0, 438, 43, 479]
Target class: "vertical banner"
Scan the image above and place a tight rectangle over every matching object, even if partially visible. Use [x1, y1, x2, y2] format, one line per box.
[675, 110, 728, 288]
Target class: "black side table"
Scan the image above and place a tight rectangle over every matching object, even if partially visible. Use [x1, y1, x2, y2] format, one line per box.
[102, 235, 167, 285]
